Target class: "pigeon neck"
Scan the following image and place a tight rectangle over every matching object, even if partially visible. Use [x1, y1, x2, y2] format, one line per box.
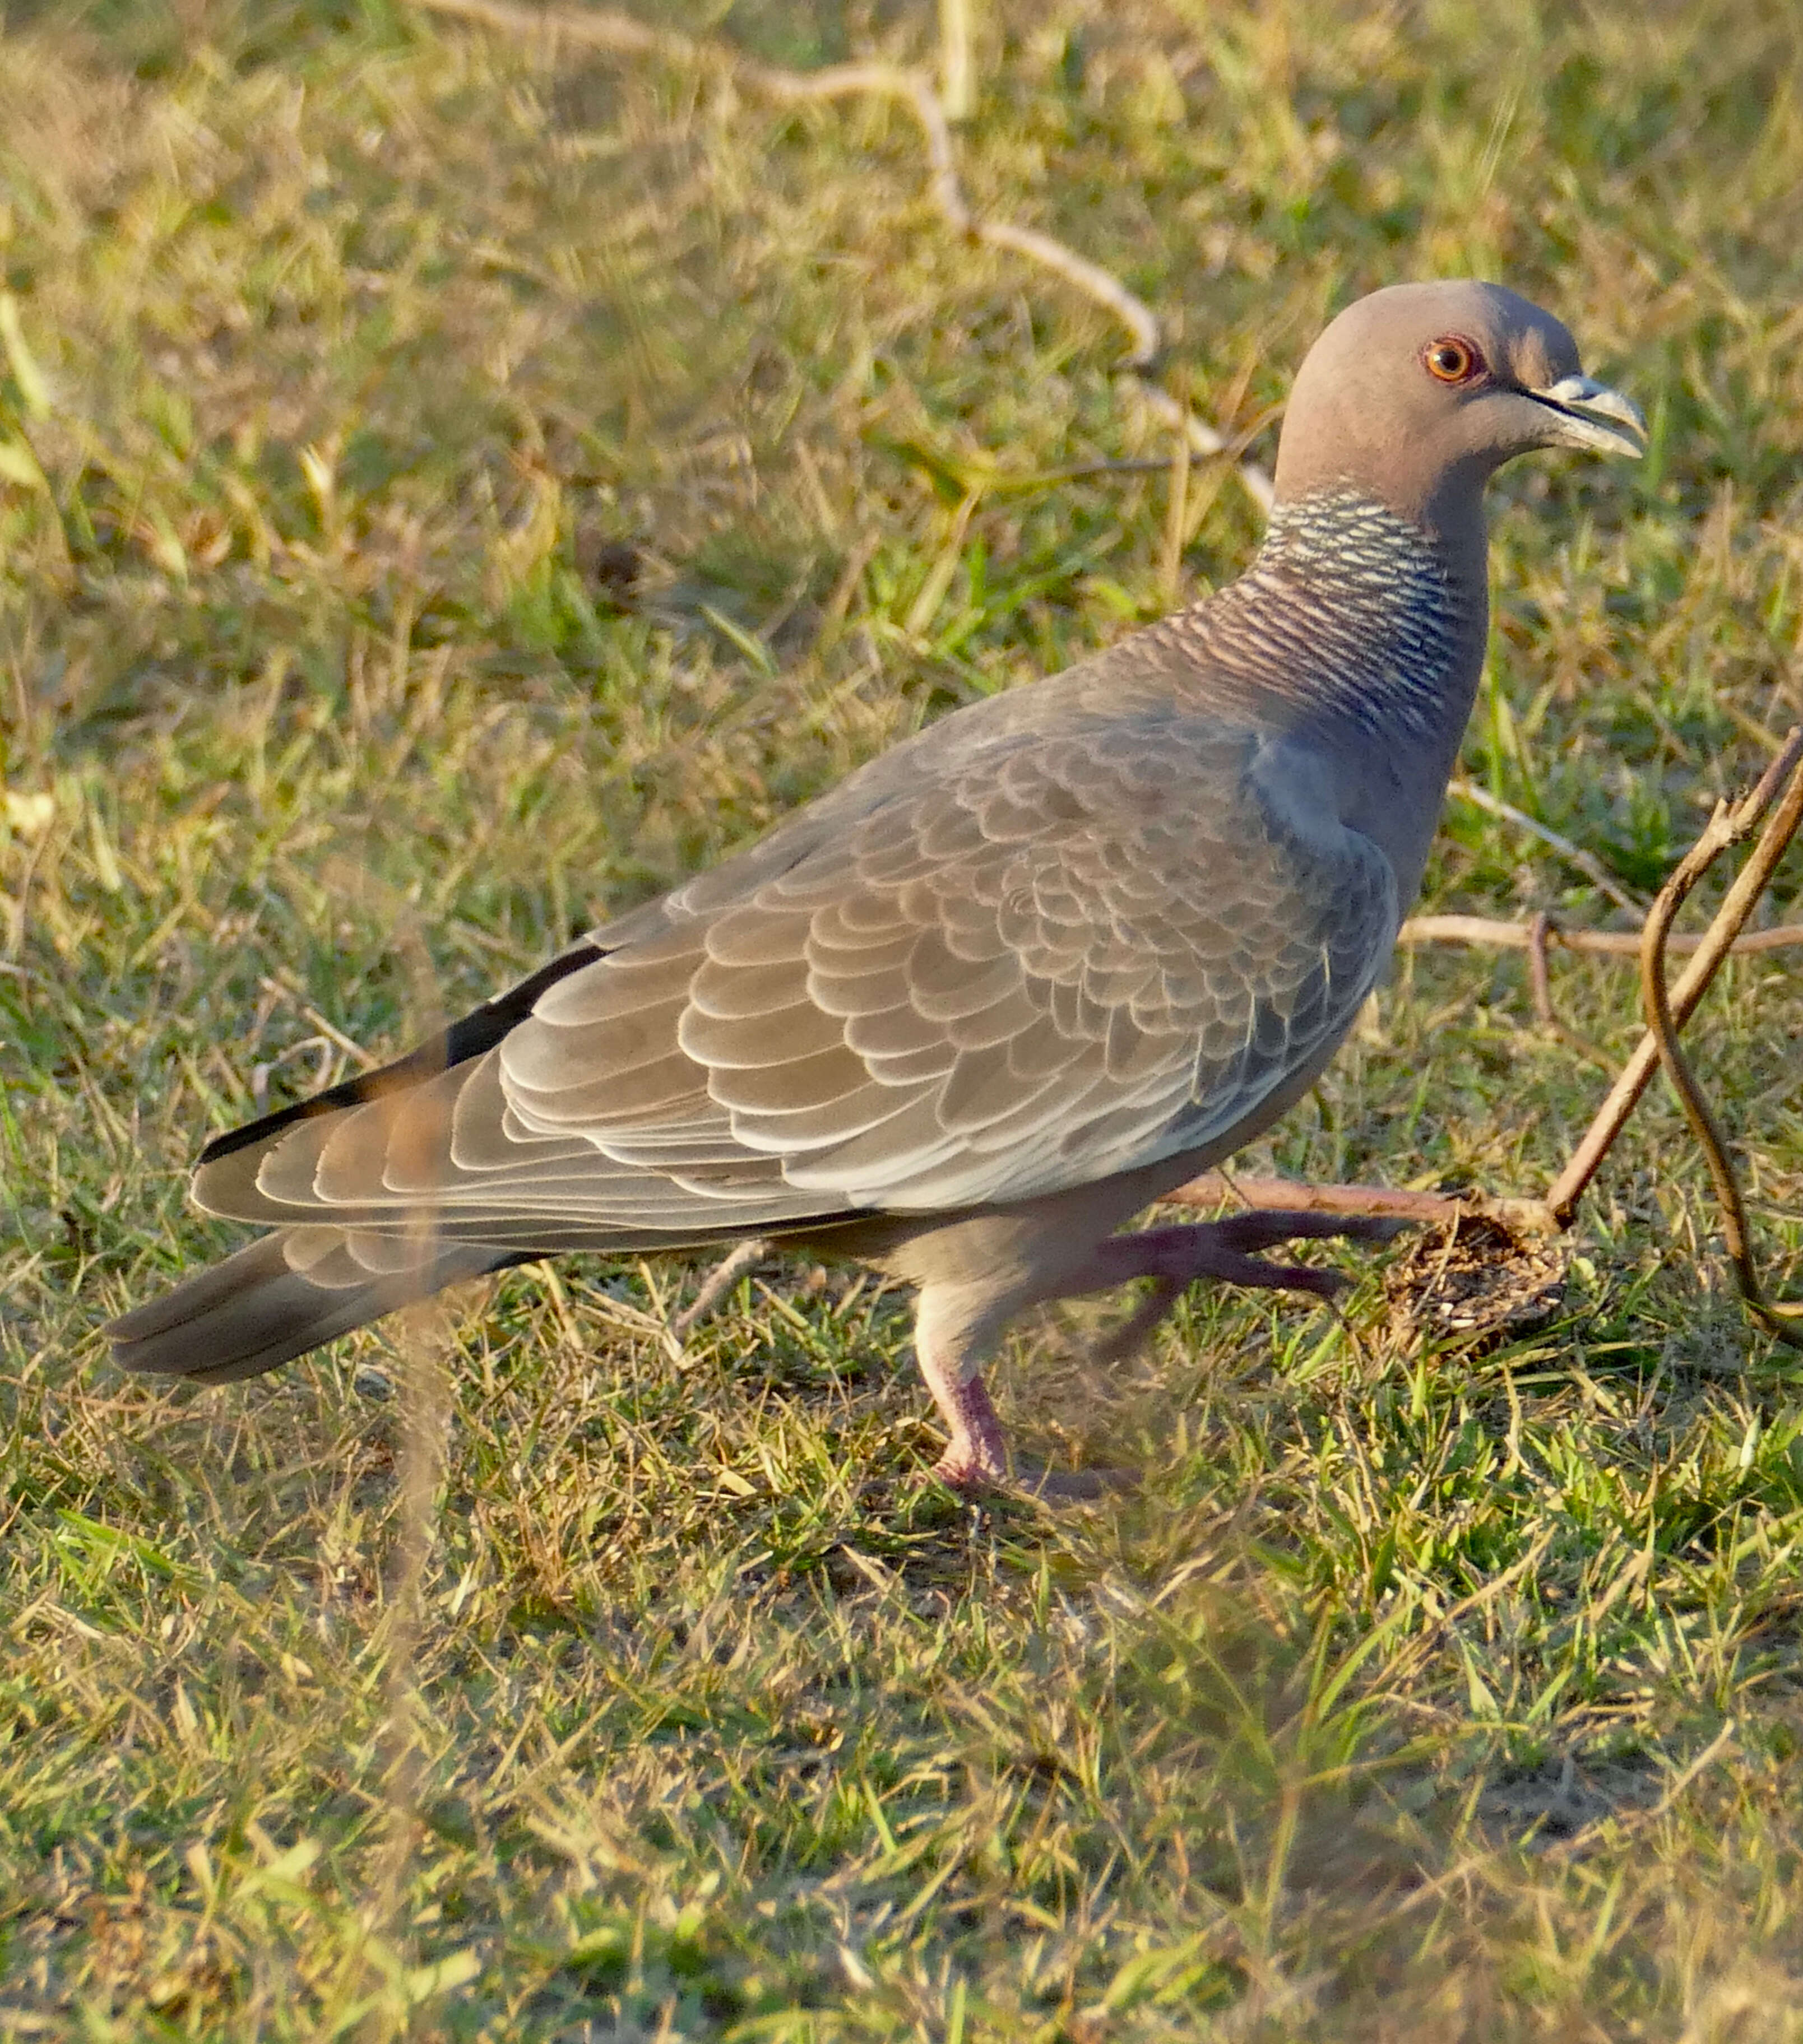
[1229, 488, 1489, 748]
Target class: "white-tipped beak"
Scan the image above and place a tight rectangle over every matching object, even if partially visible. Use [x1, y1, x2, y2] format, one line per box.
[1528, 374, 1648, 458]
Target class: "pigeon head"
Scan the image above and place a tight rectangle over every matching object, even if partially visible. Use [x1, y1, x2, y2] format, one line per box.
[1271, 281, 1646, 546]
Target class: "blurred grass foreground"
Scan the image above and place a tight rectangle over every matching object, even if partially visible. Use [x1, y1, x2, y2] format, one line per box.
[4, 0, 1803, 2036]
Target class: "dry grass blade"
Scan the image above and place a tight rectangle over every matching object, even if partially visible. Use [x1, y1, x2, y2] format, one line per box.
[937, 0, 974, 123]
[1448, 779, 1646, 914]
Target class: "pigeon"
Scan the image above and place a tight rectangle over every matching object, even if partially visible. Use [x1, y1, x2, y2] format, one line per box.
[107, 281, 1644, 1492]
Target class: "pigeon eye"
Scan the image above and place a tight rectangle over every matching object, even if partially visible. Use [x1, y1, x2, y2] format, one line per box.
[1424, 336, 1484, 384]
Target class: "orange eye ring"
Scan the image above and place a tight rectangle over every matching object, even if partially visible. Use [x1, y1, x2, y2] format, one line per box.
[1423, 335, 1485, 384]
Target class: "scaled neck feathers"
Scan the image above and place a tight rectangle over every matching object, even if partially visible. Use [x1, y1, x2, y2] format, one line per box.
[1171, 490, 1484, 743]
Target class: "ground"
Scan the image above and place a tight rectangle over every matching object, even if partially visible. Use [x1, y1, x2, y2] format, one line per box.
[4, 0, 1803, 2036]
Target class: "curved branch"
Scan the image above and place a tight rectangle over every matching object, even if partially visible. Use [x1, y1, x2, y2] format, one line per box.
[1547, 726, 1803, 1228]
[1161, 1172, 1555, 1237]
[1637, 736, 1803, 1346]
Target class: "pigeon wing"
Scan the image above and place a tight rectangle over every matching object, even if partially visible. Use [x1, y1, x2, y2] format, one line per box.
[195, 718, 1396, 1240]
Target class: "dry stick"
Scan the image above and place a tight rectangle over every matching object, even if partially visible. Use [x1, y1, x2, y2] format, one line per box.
[1161, 1172, 1556, 1237]
[410, 0, 1273, 510]
[1526, 910, 1555, 1023]
[1547, 724, 1803, 1227]
[1635, 735, 1803, 1346]
[1398, 913, 1803, 959]
[1524, 908, 1613, 1071]
[670, 1236, 769, 1344]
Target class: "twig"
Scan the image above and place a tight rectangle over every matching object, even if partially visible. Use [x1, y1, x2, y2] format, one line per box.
[1547, 727, 1803, 1228]
[978, 220, 1159, 363]
[1398, 913, 1803, 959]
[1524, 909, 1612, 1070]
[1161, 1172, 1556, 1237]
[1448, 780, 1644, 915]
[1637, 734, 1803, 1346]
[1526, 910, 1555, 1024]
[257, 973, 381, 1070]
[409, 0, 1273, 510]
[404, 0, 689, 58]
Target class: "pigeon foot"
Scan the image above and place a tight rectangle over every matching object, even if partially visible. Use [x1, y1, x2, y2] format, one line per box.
[1087, 1210, 1402, 1363]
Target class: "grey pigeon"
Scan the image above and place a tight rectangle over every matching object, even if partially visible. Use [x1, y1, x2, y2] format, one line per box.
[107, 282, 1644, 1492]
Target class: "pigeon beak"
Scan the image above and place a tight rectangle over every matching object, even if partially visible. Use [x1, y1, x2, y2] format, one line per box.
[1526, 374, 1648, 459]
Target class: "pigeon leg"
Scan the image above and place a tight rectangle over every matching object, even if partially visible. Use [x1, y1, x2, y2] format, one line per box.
[915, 1335, 1133, 1501]
[912, 1279, 1098, 1494]
[914, 1320, 1009, 1492]
[1081, 1210, 1403, 1363]
[905, 1213, 1401, 1495]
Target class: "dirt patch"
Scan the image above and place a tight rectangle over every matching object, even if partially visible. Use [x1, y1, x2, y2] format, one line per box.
[1383, 1216, 1571, 1349]
[1476, 1752, 1662, 1848]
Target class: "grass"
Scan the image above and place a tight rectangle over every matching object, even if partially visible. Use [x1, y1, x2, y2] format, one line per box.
[3, 0, 1803, 2033]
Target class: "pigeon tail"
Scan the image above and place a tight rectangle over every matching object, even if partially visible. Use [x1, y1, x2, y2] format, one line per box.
[106, 1231, 520, 1384]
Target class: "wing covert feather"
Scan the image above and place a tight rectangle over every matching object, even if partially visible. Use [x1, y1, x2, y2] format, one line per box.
[198, 717, 1398, 1238]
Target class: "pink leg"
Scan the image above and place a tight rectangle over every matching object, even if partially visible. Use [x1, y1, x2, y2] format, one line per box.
[914, 1318, 1009, 1492]
[907, 1212, 1399, 1495]
[912, 1286, 1143, 1499]
[1083, 1211, 1403, 1362]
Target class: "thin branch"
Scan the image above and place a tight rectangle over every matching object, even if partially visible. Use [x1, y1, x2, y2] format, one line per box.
[1526, 910, 1555, 1024]
[1523, 908, 1612, 1069]
[1448, 780, 1644, 915]
[1162, 1172, 1556, 1238]
[1398, 913, 1803, 959]
[1549, 726, 1803, 1228]
[1637, 735, 1803, 1346]
[409, 0, 1273, 509]
[407, 0, 689, 57]
[979, 220, 1158, 364]
[258, 973, 381, 1070]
